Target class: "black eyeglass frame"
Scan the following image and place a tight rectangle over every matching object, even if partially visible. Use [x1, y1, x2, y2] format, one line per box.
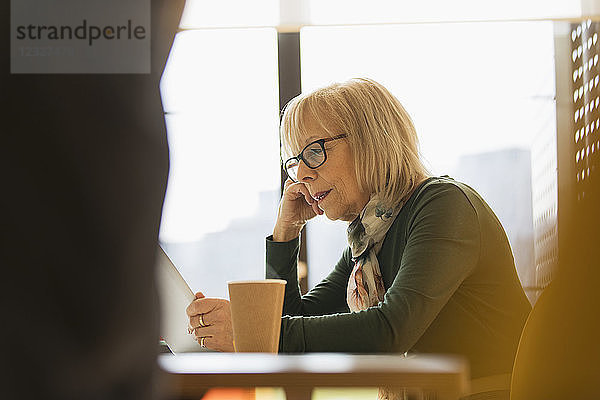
[283, 134, 348, 182]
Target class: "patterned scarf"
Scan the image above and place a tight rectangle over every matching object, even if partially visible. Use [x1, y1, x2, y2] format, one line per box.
[346, 193, 403, 312]
[346, 193, 406, 400]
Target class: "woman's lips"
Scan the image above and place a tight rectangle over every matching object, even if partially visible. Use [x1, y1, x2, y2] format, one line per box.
[313, 189, 332, 203]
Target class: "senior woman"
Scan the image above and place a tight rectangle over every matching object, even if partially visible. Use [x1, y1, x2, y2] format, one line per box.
[187, 78, 531, 399]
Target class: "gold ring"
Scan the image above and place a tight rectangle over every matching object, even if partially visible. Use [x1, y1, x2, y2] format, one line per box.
[199, 314, 207, 328]
[200, 337, 207, 348]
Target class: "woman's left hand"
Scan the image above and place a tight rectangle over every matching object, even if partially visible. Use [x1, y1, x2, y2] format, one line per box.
[186, 292, 234, 352]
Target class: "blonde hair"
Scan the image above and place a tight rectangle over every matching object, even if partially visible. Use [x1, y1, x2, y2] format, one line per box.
[280, 77, 429, 207]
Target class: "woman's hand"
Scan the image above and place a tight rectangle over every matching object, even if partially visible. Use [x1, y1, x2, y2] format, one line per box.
[272, 179, 323, 241]
[186, 292, 234, 352]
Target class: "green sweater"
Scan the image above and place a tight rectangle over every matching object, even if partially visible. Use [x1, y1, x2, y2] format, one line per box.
[266, 176, 531, 378]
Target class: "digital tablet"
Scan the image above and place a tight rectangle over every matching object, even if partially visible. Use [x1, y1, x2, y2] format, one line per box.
[155, 246, 204, 353]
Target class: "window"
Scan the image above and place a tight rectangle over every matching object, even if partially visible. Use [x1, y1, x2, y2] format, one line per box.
[159, 3, 560, 302]
[301, 21, 556, 296]
[159, 27, 280, 298]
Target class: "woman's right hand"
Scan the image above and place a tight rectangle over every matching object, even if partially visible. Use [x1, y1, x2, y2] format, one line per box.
[187, 292, 234, 352]
[272, 179, 323, 242]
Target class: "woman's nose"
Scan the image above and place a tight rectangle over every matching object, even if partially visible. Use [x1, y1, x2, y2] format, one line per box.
[297, 160, 316, 182]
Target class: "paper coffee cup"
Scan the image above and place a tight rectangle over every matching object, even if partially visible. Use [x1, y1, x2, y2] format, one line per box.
[228, 279, 286, 353]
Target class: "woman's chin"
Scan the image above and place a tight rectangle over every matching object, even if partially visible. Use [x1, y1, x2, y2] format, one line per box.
[322, 207, 345, 222]
[322, 208, 336, 221]
[321, 202, 354, 222]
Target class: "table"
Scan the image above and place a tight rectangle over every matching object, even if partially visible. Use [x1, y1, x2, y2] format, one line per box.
[159, 353, 469, 400]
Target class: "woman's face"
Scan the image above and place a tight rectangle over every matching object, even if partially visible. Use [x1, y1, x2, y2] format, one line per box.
[294, 118, 371, 222]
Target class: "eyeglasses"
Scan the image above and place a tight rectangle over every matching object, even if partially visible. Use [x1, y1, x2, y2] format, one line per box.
[283, 134, 347, 182]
